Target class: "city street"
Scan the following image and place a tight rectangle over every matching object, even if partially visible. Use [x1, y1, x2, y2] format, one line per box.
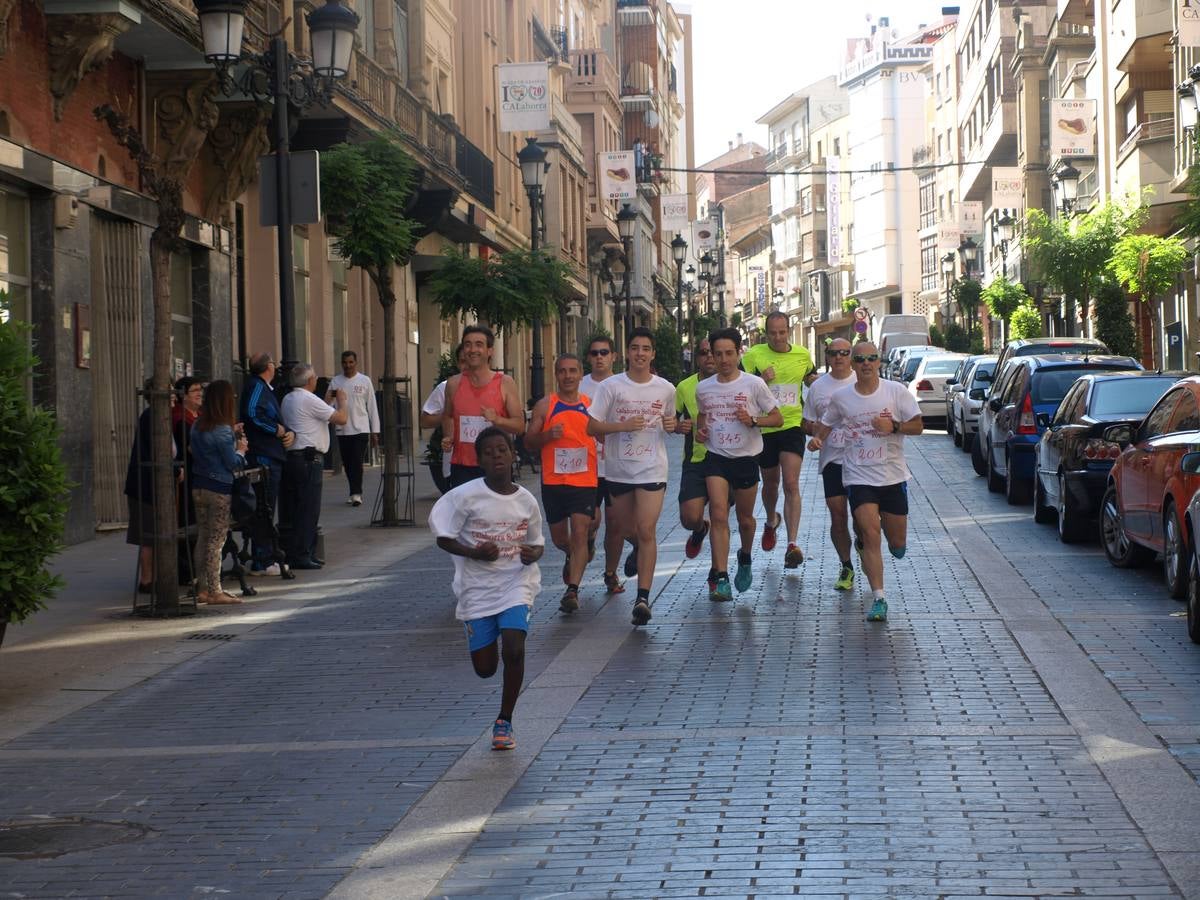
[2, 433, 1200, 899]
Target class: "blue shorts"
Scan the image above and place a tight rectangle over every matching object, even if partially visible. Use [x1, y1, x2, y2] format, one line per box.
[463, 604, 532, 652]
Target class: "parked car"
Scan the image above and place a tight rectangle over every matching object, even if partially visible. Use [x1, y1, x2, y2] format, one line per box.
[1181, 485, 1200, 642]
[883, 347, 907, 379]
[978, 355, 1141, 505]
[906, 353, 965, 422]
[1100, 377, 1200, 599]
[896, 346, 948, 384]
[990, 336, 1110, 388]
[948, 355, 997, 451]
[1033, 371, 1185, 543]
[879, 331, 929, 358]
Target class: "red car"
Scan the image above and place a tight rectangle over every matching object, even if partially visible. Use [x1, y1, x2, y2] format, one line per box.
[1101, 377, 1200, 598]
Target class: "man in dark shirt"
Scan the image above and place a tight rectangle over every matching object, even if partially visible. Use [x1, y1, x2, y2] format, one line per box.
[239, 352, 293, 574]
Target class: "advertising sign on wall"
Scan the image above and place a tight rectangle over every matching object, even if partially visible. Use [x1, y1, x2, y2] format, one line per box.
[1050, 99, 1096, 157]
[599, 151, 636, 201]
[661, 193, 689, 232]
[498, 62, 550, 132]
[826, 156, 841, 267]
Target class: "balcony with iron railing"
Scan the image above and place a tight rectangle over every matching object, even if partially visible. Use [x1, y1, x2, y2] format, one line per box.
[567, 49, 620, 105]
[912, 143, 935, 167]
[1117, 117, 1174, 162]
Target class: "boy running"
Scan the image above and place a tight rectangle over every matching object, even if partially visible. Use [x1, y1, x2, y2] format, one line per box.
[429, 427, 545, 750]
[741, 311, 815, 568]
[675, 339, 718, 591]
[695, 328, 782, 600]
[525, 354, 597, 614]
[804, 338, 859, 591]
[810, 342, 921, 623]
[586, 327, 677, 625]
[579, 335, 623, 592]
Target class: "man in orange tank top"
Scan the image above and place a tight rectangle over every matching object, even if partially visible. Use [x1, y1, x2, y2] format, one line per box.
[441, 325, 526, 487]
[525, 354, 598, 614]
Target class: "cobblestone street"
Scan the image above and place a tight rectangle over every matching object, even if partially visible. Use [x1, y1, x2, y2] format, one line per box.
[2, 433, 1200, 899]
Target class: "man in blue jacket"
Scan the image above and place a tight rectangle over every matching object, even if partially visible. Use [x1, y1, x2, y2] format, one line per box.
[240, 352, 293, 574]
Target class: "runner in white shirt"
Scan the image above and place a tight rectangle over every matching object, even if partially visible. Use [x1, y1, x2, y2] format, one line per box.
[579, 335, 624, 589]
[695, 328, 782, 601]
[327, 350, 380, 507]
[420, 344, 466, 486]
[586, 327, 677, 626]
[803, 338, 858, 591]
[811, 341, 922, 623]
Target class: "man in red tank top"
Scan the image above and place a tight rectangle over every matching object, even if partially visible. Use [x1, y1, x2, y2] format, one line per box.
[440, 325, 525, 487]
[525, 354, 598, 614]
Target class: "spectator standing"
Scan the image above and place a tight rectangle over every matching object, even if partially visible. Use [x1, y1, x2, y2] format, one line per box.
[190, 380, 248, 605]
[240, 352, 292, 575]
[327, 350, 379, 507]
[281, 364, 348, 569]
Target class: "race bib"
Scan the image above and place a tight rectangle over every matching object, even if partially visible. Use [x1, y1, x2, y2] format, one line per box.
[771, 383, 799, 407]
[710, 420, 746, 450]
[619, 428, 656, 460]
[459, 414, 487, 444]
[853, 432, 889, 465]
[554, 447, 588, 475]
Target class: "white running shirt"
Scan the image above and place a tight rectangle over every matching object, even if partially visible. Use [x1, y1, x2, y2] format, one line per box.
[819, 379, 921, 487]
[579, 373, 610, 478]
[587, 372, 676, 484]
[805, 371, 857, 472]
[695, 371, 779, 459]
[328, 372, 380, 436]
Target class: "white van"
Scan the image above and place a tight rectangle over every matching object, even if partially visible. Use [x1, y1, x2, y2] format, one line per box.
[878, 331, 929, 356]
[877, 314, 928, 339]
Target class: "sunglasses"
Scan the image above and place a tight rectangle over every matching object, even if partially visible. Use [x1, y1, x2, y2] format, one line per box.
[827, 348, 851, 357]
[589, 349, 611, 357]
[852, 354, 880, 363]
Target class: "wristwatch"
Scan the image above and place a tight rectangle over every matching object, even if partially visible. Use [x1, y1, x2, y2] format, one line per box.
[892, 419, 901, 434]
[751, 415, 760, 428]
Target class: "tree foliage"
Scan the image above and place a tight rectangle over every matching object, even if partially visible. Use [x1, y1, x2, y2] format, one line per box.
[952, 278, 982, 324]
[1009, 302, 1042, 341]
[1107, 233, 1190, 305]
[1093, 278, 1138, 358]
[0, 293, 69, 628]
[652, 320, 684, 384]
[981, 276, 1030, 323]
[1176, 128, 1200, 240]
[428, 247, 572, 332]
[929, 324, 945, 348]
[942, 322, 971, 353]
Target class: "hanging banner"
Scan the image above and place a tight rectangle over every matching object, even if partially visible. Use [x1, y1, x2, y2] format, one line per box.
[959, 201, 983, 237]
[991, 167, 1024, 211]
[693, 217, 717, 251]
[498, 62, 550, 132]
[1181, 0, 1200, 47]
[599, 150, 636, 200]
[661, 193, 689, 232]
[1050, 99, 1096, 157]
[937, 222, 960, 253]
[774, 270, 787, 292]
[826, 156, 841, 267]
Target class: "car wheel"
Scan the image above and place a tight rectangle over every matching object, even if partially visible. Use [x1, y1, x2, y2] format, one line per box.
[971, 428, 988, 476]
[1163, 502, 1188, 599]
[1057, 473, 1086, 544]
[961, 414, 974, 453]
[986, 440, 1004, 493]
[1005, 452, 1031, 505]
[1188, 554, 1200, 644]
[1100, 485, 1151, 568]
[1033, 470, 1055, 524]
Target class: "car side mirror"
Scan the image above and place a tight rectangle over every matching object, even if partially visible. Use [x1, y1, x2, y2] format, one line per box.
[969, 388, 985, 400]
[1035, 413, 1051, 429]
[1182, 452, 1200, 474]
[946, 377, 957, 386]
[1103, 423, 1134, 447]
[988, 398, 1002, 412]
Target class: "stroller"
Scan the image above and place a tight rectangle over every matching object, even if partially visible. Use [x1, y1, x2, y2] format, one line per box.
[221, 465, 294, 596]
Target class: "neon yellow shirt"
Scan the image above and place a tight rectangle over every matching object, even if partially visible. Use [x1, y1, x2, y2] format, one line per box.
[675, 374, 707, 464]
[741, 342, 815, 433]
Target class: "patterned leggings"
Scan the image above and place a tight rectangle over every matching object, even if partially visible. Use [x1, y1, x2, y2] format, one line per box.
[192, 488, 231, 596]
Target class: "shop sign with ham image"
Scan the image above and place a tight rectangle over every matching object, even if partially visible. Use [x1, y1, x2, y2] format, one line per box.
[1050, 99, 1096, 157]
[599, 150, 637, 201]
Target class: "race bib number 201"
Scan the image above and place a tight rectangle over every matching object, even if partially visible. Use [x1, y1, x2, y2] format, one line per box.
[854, 433, 889, 465]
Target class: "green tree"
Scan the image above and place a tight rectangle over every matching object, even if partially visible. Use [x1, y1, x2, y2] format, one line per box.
[1009, 302, 1043, 341]
[321, 132, 422, 525]
[929, 324, 945, 347]
[693, 313, 721, 344]
[952, 278, 982, 334]
[652, 320, 684, 384]
[942, 322, 971, 353]
[1107, 232, 1190, 365]
[428, 247, 572, 332]
[0, 293, 69, 644]
[981, 276, 1031, 345]
[1022, 200, 1146, 329]
[1092, 278, 1138, 358]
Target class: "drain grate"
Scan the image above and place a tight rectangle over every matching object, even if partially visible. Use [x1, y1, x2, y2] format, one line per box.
[185, 632, 238, 641]
[0, 818, 153, 859]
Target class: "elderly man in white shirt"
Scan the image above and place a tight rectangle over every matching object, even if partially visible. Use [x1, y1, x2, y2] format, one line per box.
[282, 363, 348, 569]
[327, 350, 380, 507]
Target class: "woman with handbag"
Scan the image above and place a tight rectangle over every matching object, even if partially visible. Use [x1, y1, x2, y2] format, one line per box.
[190, 380, 249, 605]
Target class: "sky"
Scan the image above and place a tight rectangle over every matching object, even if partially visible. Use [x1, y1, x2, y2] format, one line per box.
[681, 0, 924, 164]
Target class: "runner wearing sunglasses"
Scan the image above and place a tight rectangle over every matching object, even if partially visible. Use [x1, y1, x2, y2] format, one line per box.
[803, 338, 858, 591]
[809, 342, 921, 623]
[580, 335, 625, 595]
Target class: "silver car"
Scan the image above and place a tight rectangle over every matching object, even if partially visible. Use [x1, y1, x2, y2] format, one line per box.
[905, 353, 965, 421]
[950, 355, 998, 451]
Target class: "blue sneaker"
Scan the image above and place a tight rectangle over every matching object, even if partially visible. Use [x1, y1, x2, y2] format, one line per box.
[710, 577, 733, 602]
[867, 598, 888, 622]
[492, 718, 515, 751]
[734, 560, 753, 593]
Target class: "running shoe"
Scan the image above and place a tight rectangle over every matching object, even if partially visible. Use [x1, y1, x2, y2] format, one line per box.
[604, 572, 625, 595]
[734, 560, 753, 593]
[559, 587, 579, 614]
[706, 571, 718, 594]
[631, 599, 652, 626]
[685, 521, 709, 559]
[761, 516, 779, 551]
[710, 577, 733, 602]
[492, 718, 515, 751]
[623, 546, 638, 577]
[784, 544, 804, 569]
[866, 598, 888, 622]
[834, 564, 855, 591]
[562, 555, 571, 585]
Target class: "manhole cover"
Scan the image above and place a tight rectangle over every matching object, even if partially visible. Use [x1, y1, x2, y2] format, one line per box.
[0, 817, 153, 859]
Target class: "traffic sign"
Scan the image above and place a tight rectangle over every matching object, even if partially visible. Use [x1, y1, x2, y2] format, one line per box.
[853, 307, 868, 322]
[853, 319, 868, 334]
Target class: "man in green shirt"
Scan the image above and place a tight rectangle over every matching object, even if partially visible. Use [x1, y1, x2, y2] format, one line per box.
[741, 311, 816, 569]
[675, 339, 717, 591]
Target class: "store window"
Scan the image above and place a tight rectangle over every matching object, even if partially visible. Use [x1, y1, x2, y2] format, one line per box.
[0, 187, 30, 326]
[170, 250, 193, 378]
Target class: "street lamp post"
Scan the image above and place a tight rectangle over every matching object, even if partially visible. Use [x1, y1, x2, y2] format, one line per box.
[699, 251, 714, 322]
[993, 213, 1014, 280]
[196, 0, 358, 373]
[941, 252, 957, 325]
[518, 137, 551, 401]
[1053, 162, 1080, 217]
[671, 233, 688, 343]
[617, 203, 637, 352]
[685, 264, 696, 372]
[958, 237, 980, 336]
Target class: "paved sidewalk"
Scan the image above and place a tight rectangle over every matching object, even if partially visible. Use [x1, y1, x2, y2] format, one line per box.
[1, 434, 1199, 898]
